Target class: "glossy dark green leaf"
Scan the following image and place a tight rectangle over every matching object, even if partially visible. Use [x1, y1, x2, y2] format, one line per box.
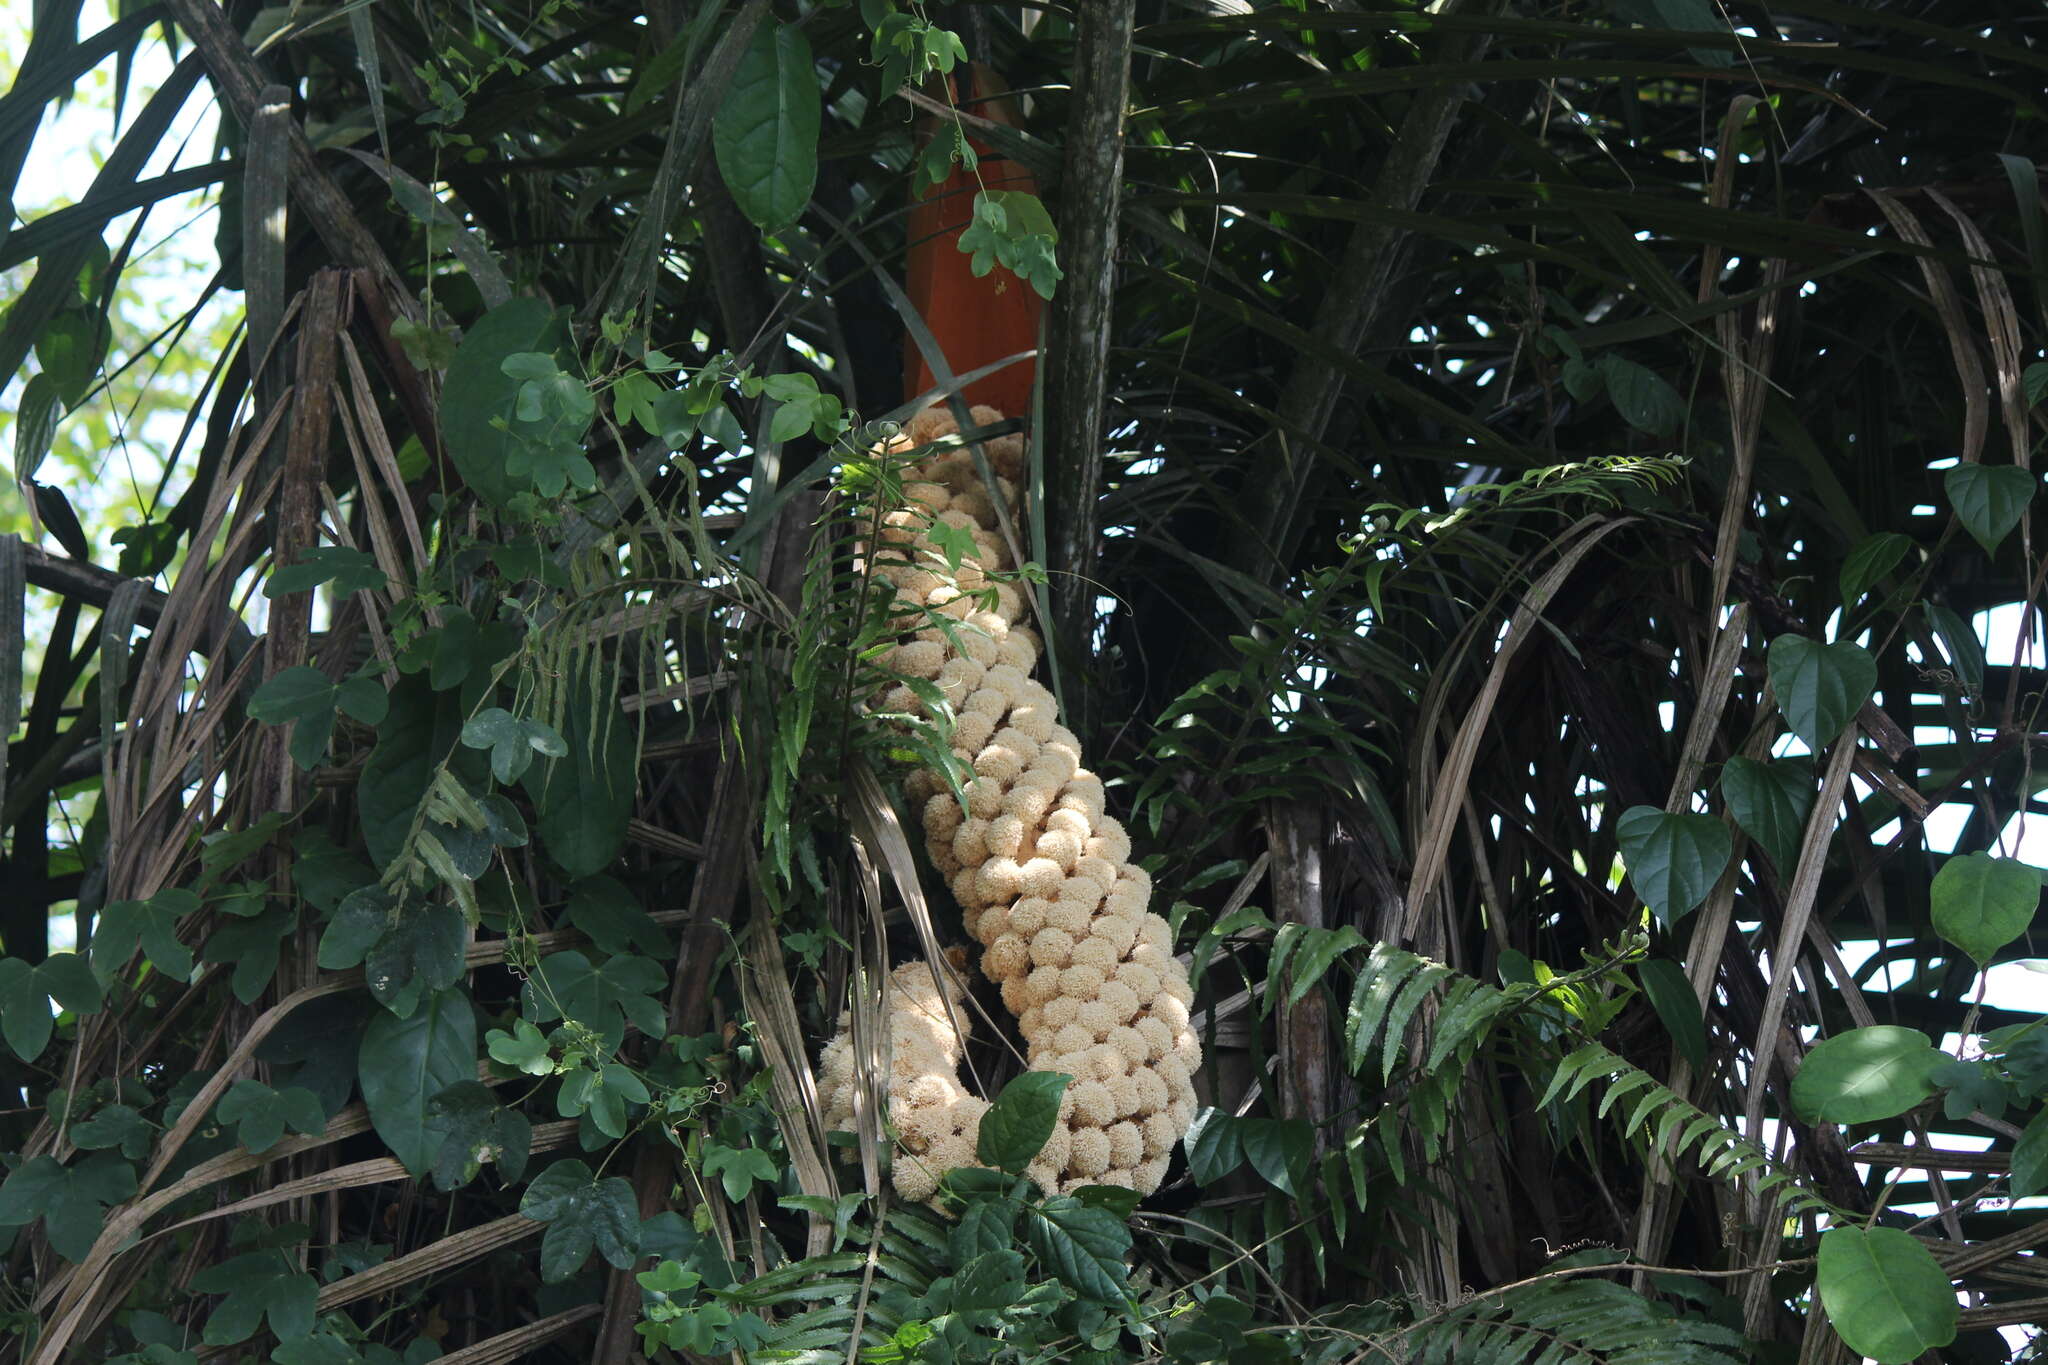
[428, 1080, 532, 1191]
[1238, 1117, 1312, 1196]
[1183, 1107, 1243, 1185]
[364, 903, 469, 1016]
[2011, 1108, 2048, 1200]
[1615, 806, 1731, 924]
[198, 904, 296, 1004]
[1637, 958, 1707, 1073]
[191, 1251, 318, 1346]
[359, 985, 476, 1175]
[0, 954, 103, 1060]
[70, 1103, 152, 1159]
[215, 1079, 326, 1154]
[1719, 756, 1814, 873]
[950, 1196, 1020, 1264]
[1026, 1195, 1132, 1304]
[1768, 635, 1876, 749]
[521, 682, 634, 880]
[264, 546, 387, 598]
[35, 308, 106, 403]
[976, 1070, 1071, 1174]
[1599, 353, 1683, 435]
[1943, 462, 2035, 555]
[1839, 531, 1914, 607]
[519, 1158, 642, 1282]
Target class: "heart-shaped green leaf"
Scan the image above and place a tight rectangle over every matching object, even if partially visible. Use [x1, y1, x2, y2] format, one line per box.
[1616, 806, 1732, 925]
[1930, 851, 2040, 965]
[1839, 531, 1914, 608]
[1768, 635, 1875, 748]
[1944, 462, 2035, 555]
[1719, 756, 1815, 873]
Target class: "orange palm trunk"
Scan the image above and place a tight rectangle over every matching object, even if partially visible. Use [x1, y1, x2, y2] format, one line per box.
[903, 67, 1042, 415]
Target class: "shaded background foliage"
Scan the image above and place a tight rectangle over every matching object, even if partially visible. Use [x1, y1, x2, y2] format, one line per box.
[0, 0, 2045, 1361]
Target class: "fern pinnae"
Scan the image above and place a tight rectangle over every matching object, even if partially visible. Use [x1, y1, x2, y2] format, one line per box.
[1381, 960, 1452, 1079]
[1546, 1043, 1834, 1220]
[1345, 943, 1426, 1073]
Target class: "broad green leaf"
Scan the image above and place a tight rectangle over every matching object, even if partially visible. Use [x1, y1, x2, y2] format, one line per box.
[1615, 806, 1731, 924]
[2011, 1108, 2048, 1199]
[461, 706, 568, 784]
[1025, 1196, 1132, 1304]
[264, 546, 387, 598]
[245, 671, 337, 732]
[950, 1196, 1020, 1264]
[90, 887, 199, 984]
[191, 1251, 318, 1346]
[556, 1062, 649, 1138]
[1599, 353, 1683, 435]
[1930, 851, 2039, 965]
[1719, 756, 1814, 873]
[0, 953, 103, 1061]
[1839, 532, 1913, 607]
[1790, 1026, 1944, 1126]
[1816, 1225, 1956, 1363]
[565, 876, 672, 957]
[1943, 462, 2035, 555]
[428, 1080, 532, 1190]
[520, 950, 666, 1052]
[519, 1158, 642, 1282]
[1637, 959, 1706, 1073]
[215, 1079, 326, 1154]
[1237, 1117, 1312, 1196]
[317, 886, 396, 971]
[199, 905, 296, 1004]
[712, 22, 820, 233]
[70, 1103, 152, 1159]
[439, 297, 574, 508]
[520, 679, 634, 881]
[254, 994, 370, 1119]
[364, 903, 469, 1016]
[702, 1142, 779, 1202]
[248, 666, 342, 770]
[358, 985, 476, 1175]
[2026, 361, 2048, 408]
[36, 308, 106, 403]
[1183, 1108, 1242, 1185]
[976, 1070, 1071, 1174]
[0, 1151, 136, 1260]
[1767, 635, 1875, 748]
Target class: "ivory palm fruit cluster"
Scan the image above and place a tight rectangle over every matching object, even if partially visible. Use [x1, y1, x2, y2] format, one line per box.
[818, 405, 1202, 1201]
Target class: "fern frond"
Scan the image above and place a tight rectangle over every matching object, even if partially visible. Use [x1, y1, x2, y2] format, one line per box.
[1388, 1269, 1746, 1365]
[1540, 1043, 1836, 1218]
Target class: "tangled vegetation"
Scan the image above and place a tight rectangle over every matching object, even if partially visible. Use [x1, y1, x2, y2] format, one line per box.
[1, 0, 2046, 1362]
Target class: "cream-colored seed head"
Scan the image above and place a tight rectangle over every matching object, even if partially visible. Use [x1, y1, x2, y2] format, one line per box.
[819, 404, 1202, 1202]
